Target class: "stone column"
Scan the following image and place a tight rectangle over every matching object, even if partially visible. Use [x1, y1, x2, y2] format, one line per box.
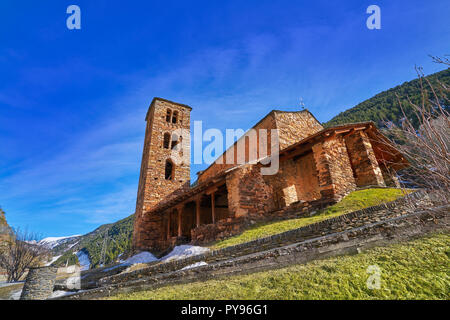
[380, 165, 401, 188]
[344, 131, 385, 187]
[167, 212, 171, 240]
[195, 197, 201, 227]
[20, 266, 57, 300]
[177, 206, 182, 237]
[312, 136, 357, 201]
[211, 192, 216, 224]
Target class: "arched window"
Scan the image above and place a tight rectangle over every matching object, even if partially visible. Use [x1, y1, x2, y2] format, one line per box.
[163, 133, 171, 149]
[166, 109, 172, 123]
[165, 160, 174, 180]
[172, 111, 178, 124]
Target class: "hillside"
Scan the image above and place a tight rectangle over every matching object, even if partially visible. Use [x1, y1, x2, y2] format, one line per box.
[325, 68, 450, 128]
[52, 214, 134, 269]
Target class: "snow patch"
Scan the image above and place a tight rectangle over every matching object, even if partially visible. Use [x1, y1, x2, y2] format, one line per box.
[161, 245, 210, 262]
[39, 235, 81, 249]
[119, 245, 209, 268]
[121, 251, 158, 265]
[9, 288, 22, 300]
[75, 251, 91, 271]
[180, 261, 208, 271]
[50, 290, 84, 298]
[45, 255, 61, 266]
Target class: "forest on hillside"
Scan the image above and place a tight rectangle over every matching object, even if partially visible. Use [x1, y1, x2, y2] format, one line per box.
[325, 68, 450, 128]
[53, 214, 134, 268]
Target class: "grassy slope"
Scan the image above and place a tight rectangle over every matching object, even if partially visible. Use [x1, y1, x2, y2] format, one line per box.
[109, 232, 450, 300]
[210, 188, 410, 249]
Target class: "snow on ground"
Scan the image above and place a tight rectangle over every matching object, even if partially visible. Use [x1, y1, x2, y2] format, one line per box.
[49, 290, 84, 298]
[45, 255, 62, 266]
[180, 261, 208, 271]
[120, 251, 158, 265]
[67, 241, 79, 250]
[161, 245, 210, 262]
[75, 251, 91, 271]
[38, 235, 81, 249]
[119, 245, 210, 268]
[9, 288, 22, 300]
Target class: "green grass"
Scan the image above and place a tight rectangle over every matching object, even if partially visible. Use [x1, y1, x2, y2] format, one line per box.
[210, 188, 410, 249]
[109, 232, 450, 300]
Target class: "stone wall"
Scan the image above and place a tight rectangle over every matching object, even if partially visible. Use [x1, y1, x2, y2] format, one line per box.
[198, 113, 278, 183]
[197, 110, 323, 183]
[100, 191, 430, 287]
[226, 164, 276, 218]
[273, 110, 323, 149]
[58, 200, 448, 300]
[344, 131, 385, 187]
[133, 98, 192, 251]
[20, 266, 57, 300]
[312, 135, 357, 201]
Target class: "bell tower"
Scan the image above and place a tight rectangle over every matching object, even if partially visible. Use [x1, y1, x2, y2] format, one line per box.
[133, 98, 191, 249]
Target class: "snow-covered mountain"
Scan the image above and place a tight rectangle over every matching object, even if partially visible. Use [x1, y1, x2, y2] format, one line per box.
[39, 235, 81, 249]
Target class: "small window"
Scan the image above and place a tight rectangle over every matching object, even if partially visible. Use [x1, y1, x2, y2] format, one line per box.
[165, 160, 174, 180]
[172, 111, 178, 124]
[166, 109, 172, 122]
[163, 133, 171, 149]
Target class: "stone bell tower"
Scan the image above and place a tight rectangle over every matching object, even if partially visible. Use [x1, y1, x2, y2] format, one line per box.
[133, 98, 191, 249]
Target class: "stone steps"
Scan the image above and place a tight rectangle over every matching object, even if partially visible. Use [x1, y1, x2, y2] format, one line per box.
[56, 204, 449, 300]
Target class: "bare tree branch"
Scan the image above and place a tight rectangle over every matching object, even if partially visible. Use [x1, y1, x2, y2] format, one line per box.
[0, 228, 49, 282]
[384, 57, 450, 204]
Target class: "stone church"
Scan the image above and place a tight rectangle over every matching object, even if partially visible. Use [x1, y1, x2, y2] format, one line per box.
[133, 97, 408, 254]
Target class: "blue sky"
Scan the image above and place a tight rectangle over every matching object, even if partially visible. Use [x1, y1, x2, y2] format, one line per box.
[0, 0, 449, 237]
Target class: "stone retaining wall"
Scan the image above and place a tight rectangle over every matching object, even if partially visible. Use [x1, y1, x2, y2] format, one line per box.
[99, 190, 428, 286]
[58, 203, 449, 300]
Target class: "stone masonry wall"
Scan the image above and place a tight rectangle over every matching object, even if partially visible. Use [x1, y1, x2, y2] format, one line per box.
[312, 135, 357, 201]
[190, 133, 379, 246]
[198, 114, 278, 183]
[344, 130, 385, 187]
[197, 110, 323, 183]
[263, 151, 321, 208]
[20, 266, 57, 300]
[226, 164, 276, 218]
[273, 110, 323, 149]
[59, 192, 447, 299]
[100, 191, 430, 287]
[133, 98, 192, 251]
